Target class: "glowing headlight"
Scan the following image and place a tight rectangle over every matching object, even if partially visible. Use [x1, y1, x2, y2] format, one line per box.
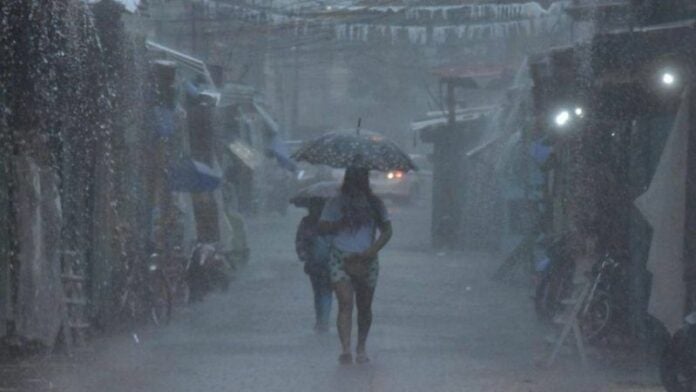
[387, 171, 404, 180]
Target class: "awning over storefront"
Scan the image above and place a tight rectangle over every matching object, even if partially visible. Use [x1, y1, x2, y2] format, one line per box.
[145, 40, 220, 104]
[466, 132, 507, 159]
[218, 84, 256, 108]
[415, 105, 496, 143]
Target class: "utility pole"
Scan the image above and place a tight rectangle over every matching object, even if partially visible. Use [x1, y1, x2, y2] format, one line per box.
[190, 0, 198, 56]
[290, 46, 300, 139]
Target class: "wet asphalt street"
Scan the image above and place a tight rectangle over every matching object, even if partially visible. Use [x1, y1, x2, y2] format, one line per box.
[42, 197, 664, 392]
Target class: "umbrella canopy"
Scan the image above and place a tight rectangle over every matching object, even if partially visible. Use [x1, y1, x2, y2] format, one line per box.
[291, 130, 417, 172]
[290, 181, 341, 207]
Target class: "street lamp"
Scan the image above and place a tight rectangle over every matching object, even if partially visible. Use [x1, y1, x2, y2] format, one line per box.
[552, 105, 585, 131]
[661, 71, 676, 87]
[654, 63, 688, 92]
[554, 110, 571, 127]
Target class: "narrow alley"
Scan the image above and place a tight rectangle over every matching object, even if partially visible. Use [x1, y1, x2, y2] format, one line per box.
[35, 199, 659, 392]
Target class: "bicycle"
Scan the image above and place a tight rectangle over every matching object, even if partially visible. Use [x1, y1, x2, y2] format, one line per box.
[155, 247, 190, 307]
[116, 253, 172, 327]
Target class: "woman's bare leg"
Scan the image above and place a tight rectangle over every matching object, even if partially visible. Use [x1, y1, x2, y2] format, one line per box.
[334, 281, 354, 355]
[354, 279, 375, 357]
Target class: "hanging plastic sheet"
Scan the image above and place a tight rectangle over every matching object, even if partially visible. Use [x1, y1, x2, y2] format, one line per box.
[266, 136, 297, 172]
[14, 156, 65, 346]
[153, 106, 176, 138]
[635, 91, 690, 334]
[169, 159, 222, 193]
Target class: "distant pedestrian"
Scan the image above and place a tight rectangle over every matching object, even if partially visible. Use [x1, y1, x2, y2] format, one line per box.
[319, 167, 392, 365]
[295, 199, 333, 333]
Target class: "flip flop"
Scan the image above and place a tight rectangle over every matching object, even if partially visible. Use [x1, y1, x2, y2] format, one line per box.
[338, 353, 353, 365]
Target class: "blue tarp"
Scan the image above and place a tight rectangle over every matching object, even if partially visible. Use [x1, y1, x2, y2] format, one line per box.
[169, 159, 221, 193]
[267, 137, 297, 172]
[530, 140, 552, 164]
[153, 106, 176, 138]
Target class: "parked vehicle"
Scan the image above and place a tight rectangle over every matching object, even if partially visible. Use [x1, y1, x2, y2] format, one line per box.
[577, 254, 621, 342]
[661, 312, 696, 392]
[370, 170, 421, 203]
[534, 235, 622, 343]
[186, 243, 233, 302]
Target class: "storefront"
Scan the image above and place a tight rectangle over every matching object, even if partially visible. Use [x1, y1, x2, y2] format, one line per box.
[529, 20, 696, 334]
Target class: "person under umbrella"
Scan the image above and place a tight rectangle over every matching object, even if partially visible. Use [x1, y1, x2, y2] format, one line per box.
[294, 128, 413, 364]
[294, 198, 333, 333]
[292, 184, 339, 333]
[318, 167, 392, 365]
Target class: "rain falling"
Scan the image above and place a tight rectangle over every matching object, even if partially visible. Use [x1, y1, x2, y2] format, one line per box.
[0, 0, 695, 391]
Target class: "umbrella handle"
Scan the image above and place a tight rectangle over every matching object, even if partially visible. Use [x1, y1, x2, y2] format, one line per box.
[356, 118, 362, 135]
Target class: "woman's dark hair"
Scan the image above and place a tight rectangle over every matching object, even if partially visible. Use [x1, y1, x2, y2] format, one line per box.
[307, 199, 325, 220]
[341, 167, 371, 197]
[340, 167, 377, 231]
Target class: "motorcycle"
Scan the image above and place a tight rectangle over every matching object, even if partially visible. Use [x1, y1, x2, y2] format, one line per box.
[577, 254, 621, 343]
[534, 236, 621, 343]
[186, 243, 233, 302]
[661, 312, 696, 391]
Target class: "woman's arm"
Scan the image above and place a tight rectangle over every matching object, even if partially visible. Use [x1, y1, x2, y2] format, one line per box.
[361, 221, 392, 259]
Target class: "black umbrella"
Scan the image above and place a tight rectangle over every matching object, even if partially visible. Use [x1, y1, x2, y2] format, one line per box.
[291, 130, 417, 172]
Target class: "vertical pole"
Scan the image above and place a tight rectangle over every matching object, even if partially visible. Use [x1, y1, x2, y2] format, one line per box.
[290, 46, 300, 139]
[446, 81, 456, 127]
[684, 86, 696, 313]
[276, 55, 286, 138]
[188, 95, 220, 243]
[191, 1, 197, 56]
[444, 80, 461, 248]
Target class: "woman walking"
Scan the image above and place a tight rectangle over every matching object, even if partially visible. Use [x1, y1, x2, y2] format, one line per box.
[319, 167, 392, 364]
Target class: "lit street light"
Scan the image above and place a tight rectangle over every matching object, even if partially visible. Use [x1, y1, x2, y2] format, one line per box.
[554, 110, 571, 127]
[662, 71, 676, 86]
